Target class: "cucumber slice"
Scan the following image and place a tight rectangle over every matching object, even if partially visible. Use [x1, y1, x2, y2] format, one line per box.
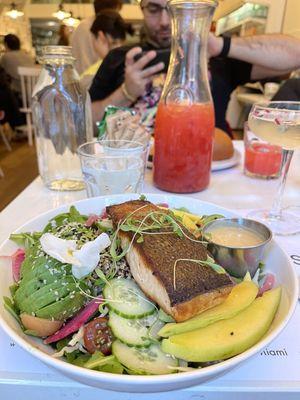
[112, 340, 178, 375]
[108, 312, 158, 347]
[103, 278, 155, 318]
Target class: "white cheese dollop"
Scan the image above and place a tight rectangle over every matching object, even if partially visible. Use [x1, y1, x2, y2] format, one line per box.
[40, 232, 111, 279]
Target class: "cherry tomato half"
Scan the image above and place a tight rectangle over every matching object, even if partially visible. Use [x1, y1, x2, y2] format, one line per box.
[83, 317, 113, 355]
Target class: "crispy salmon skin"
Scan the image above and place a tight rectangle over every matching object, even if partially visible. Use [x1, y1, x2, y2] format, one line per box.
[106, 200, 233, 322]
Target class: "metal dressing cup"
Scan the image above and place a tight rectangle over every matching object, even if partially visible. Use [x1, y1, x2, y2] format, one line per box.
[202, 218, 272, 278]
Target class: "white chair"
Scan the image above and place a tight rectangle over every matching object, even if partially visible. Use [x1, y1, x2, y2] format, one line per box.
[17, 66, 41, 146]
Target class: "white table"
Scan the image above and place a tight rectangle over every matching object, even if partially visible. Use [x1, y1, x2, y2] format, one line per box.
[1, 142, 300, 400]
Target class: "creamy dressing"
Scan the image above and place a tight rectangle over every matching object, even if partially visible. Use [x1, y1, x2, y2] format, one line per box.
[208, 225, 265, 247]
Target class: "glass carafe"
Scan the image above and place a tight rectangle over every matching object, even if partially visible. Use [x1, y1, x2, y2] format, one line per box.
[32, 46, 93, 191]
[153, 0, 217, 193]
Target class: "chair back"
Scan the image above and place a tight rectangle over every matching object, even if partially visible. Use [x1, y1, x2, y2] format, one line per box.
[18, 66, 41, 112]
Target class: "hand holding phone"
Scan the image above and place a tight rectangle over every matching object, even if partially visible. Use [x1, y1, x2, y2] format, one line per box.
[123, 47, 170, 100]
[133, 49, 170, 73]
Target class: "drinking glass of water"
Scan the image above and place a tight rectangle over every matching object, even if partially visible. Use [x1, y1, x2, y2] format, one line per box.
[78, 140, 147, 198]
[247, 101, 300, 235]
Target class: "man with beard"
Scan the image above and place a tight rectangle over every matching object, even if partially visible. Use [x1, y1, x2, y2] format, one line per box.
[89, 0, 300, 132]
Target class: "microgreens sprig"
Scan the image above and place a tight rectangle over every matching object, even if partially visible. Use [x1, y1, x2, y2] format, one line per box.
[109, 205, 208, 263]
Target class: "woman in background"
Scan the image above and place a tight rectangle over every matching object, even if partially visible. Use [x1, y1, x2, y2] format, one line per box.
[80, 9, 131, 90]
[57, 24, 72, 46]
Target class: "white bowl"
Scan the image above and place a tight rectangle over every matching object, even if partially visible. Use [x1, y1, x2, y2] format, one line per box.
[0, 194, 298, 393]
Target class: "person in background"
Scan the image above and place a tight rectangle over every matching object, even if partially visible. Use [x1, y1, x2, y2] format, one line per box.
[71, 0, 122, 75]
[89, 0, 300, 130]
[0, 34, 35, 98]
[57, 24, 72, 46]
[0, 67, 24, 129]
[80, 10, 130, 91]
[271, 78, 300, 101]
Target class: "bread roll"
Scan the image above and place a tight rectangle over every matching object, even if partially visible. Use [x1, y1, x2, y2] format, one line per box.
[213, 128, 234, 161]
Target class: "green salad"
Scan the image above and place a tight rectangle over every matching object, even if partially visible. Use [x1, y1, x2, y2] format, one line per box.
[3, 201, 277, 376]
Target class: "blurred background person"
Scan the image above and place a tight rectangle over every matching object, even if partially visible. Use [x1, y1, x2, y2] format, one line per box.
[271, 78, 300, 101]
[71, 0, 122, 75]
[57, 24, 72, 46]
[0, 34, 35, 100]
[80, 10, 131, 91]
[0, 67, 24, 130]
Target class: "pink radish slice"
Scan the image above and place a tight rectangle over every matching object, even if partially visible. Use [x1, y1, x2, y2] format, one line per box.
[12, 249, 25, 282]
[157, 203, 169, 208]
[85, 214, 100, 227]
[258, 273, 275, 296]
[100, 209, 108, 219]
[44, 297, 103, 344]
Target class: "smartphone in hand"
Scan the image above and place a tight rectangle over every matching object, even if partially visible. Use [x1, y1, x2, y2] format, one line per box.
[133, 49, 170, 73]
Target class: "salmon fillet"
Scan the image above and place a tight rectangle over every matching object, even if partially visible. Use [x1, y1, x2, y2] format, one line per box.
[106, 200, 233, 322]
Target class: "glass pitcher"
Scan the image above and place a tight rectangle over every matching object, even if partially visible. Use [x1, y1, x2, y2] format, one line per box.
[32, 46, 93, 191]
[153, 0, 217, 193]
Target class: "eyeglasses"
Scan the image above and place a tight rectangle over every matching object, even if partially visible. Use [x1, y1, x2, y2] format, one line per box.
[141, 3, 170, 18]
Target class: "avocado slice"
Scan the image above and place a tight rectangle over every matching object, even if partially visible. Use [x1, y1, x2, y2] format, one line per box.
[159, 281, 258, 337]
[14, 269, 67, 305]
[162, 287, 281, 362]
[18, 277, 78, 314]
[14, 241, 89, 322]
[19, 245, 46, 277]
[22, 265, 70, 287]
[21, 256, 70, 284]
[35, 292, 85, 320]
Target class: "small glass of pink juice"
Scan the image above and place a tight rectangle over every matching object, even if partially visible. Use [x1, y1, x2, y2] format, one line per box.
[244, 123, 282, 179]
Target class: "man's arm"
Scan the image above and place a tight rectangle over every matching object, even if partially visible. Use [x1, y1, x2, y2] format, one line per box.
[229, 34, 300, 71]
[209, 34, 300, 79]
[250, 65, 292, 81]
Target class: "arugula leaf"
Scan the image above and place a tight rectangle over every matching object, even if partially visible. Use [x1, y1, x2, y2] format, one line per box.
[69, 206, 87, 223]
[56, 337, 70, 352]
[65, 349, 83, 364]
[43, 206, 88, 233]
[3, 296, 21, 324]
[10, 232, 42, 249]
[9, 283, 19, 297]
[83, 351, 124, 374]
[71, 353, 90, 367]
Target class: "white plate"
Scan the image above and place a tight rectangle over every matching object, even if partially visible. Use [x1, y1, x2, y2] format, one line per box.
[211, 149, 241, 172]
[0, 194, 298, 393]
